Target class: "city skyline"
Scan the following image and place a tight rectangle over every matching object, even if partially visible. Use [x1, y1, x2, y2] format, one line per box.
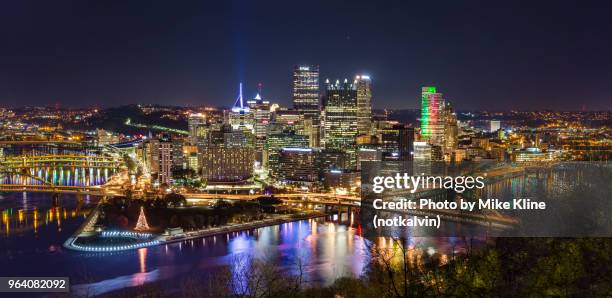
[1, 1, 611, 110]
[0, 2, 610, 297]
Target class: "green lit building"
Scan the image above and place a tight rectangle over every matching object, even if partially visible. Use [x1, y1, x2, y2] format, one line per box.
[420, 86, 446, 147]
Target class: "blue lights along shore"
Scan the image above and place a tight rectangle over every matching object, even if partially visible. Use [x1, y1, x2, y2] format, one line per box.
[66, 230, 162, 252]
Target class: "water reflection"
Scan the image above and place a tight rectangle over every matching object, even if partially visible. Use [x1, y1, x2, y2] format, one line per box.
[1, 191, 483, 297]
[0, 192, 92, 237]
[138, 248, 148, 273]
[479, 167, 588, 205]
[1, 167, 600, 296]
[1, 167, 114, 186]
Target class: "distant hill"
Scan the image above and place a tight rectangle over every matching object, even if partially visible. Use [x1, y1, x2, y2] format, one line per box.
[89, 105, 187, 135]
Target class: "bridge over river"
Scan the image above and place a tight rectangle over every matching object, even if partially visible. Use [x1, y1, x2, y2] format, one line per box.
[0, 152, 124, 195]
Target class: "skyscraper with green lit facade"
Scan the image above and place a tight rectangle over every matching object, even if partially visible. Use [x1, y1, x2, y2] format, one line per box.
[420, 86, 445, 147]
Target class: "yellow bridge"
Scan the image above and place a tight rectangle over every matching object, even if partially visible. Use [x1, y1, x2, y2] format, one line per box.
[0, 153, 124, 194]
[0, 154, 122, 169]
[0, 184, 105, 194]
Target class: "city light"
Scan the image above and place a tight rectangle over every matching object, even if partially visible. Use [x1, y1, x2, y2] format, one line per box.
[0, 13, 609, 296]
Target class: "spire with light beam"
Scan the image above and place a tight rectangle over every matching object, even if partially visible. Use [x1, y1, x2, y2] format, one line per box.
[231, 83, 250, 114]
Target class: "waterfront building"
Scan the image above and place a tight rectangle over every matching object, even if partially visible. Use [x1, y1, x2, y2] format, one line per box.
[420, 86, 446, 147]
[355, 75, 373, 136]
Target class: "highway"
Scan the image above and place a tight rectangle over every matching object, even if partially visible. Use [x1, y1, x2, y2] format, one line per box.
[183, 192, 360, 201]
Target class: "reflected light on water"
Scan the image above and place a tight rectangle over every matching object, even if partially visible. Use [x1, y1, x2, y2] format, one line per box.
[3, 169, 590, 294]
[138, 248, 148, 273]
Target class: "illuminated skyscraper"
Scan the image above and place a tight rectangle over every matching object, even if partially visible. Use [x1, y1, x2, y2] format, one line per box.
[355, 75, 373, 136]
[277, 148, 319, 183]
[141, 134, 173, 186]
[266, 131, 309, 177]
[293, 65, 321, 146]
[303, 117, 320, 148]
[292, 65, 320, 119]
[188, 113, 207, 146]
[444, 102, 458, 156]
[247, 93, 270, 164]
[201, 124, 254, 183]
[247, 93, 270, 139]
[201, 146, 254, 183]
[420, 86, 446, 147]
[323, 79, 358, 167]
[229, 83, 254, 131]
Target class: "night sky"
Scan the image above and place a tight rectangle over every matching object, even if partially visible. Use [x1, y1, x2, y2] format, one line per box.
[0, 0, 610, 110]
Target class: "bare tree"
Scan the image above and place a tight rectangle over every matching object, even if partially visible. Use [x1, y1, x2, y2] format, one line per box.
[192, 252, 306, 298]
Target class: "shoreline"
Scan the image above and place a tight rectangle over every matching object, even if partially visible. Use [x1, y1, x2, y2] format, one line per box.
[161, 212, 326, 244]
[64, 210, 326, 252]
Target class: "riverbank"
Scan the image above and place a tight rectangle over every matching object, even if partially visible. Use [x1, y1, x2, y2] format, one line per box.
[64, 210, 326, 252]
[161, 211, 325, 244]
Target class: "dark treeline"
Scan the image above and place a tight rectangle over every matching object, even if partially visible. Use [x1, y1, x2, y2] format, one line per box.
[100, 237, 611, 297]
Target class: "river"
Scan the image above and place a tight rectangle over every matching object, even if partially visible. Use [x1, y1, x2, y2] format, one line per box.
[2, 164, 600, 296]
[0, 191, 475, 297]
